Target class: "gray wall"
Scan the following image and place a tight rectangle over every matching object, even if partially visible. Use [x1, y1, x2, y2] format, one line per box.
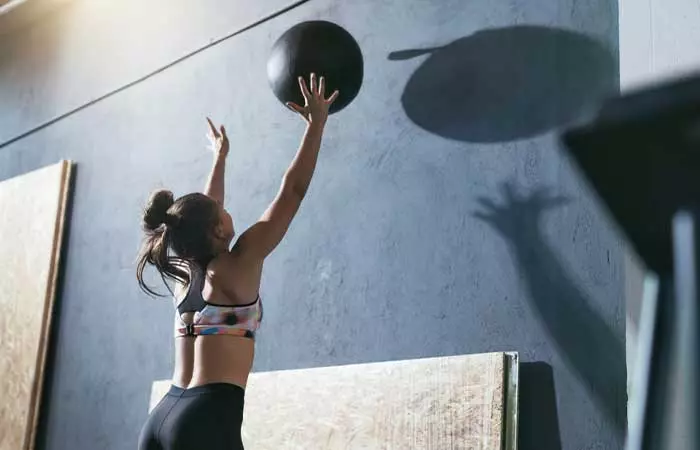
[0, 0, 625, 449]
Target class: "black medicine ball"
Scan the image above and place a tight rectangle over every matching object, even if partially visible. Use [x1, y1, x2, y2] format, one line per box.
[267, 21, 364, 114]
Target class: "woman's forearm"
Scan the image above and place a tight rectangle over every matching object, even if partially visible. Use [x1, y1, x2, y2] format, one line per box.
[283, 122, 325, 197]
[204, 153, 226, 205]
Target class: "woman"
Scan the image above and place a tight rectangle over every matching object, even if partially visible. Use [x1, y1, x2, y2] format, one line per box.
[137, 74, 338, 450]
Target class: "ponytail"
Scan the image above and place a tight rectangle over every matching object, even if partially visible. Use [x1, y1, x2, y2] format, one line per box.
[136, 190, 188, 297]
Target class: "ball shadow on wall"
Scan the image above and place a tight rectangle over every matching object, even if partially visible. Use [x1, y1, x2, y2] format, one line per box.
[389, 26, 616, 143]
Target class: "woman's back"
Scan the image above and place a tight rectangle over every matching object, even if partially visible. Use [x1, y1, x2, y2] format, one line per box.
[172, 252, 263, 389]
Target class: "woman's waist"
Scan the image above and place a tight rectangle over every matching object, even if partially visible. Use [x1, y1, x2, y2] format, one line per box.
[168, 382, 246, 397]
[191, 337, 254, 386]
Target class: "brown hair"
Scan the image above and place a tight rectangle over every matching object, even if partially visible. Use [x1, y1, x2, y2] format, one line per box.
[136, 189, 221, 297]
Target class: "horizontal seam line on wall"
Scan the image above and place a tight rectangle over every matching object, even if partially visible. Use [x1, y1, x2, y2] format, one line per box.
[0, 0, 312, 151]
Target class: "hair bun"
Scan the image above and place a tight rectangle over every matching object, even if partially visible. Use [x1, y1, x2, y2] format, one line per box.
[143, 190, 175, 231]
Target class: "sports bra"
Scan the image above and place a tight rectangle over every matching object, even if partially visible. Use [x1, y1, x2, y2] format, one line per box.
[173, 264, 263, 339]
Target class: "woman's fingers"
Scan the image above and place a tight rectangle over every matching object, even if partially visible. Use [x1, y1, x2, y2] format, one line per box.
[295, 74, 336, 118]
[220, 125, 227, 139]
[298, 76, 312, 102]
[309, 73, 317, 95]
[206, 117, 220, 138]
[326, 90, 340, 105]
[286, 101, 306, 115]
[318, 76, 326, 97]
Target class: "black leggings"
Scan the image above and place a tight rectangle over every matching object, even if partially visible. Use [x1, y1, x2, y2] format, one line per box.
[138, 383, 245, 450]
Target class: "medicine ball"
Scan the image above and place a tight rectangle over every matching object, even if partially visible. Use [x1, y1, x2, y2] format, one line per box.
[267, 21, 364, 114]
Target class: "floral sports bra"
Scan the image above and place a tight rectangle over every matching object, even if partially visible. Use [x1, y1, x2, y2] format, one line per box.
[173, 265, 263, 339]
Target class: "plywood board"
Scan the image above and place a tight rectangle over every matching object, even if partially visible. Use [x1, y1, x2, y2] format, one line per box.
[0, 161, 73, 450]
[151, 352, 519, 450]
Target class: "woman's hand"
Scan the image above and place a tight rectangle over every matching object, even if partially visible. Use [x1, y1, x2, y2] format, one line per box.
[286, 73, 339, 125]
[203, 118, 228, 205]
[206, 117, 229, 158]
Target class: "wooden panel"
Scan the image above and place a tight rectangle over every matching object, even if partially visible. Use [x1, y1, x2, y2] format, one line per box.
[0, 161, 73, 450]
[151, 352, 518, 450]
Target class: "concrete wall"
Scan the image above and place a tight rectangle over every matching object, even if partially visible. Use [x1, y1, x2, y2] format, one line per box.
[0, 1, 625, 449]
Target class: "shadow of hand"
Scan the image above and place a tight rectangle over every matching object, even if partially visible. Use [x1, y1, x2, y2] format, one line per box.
[473, 180, 626, 435]
[473, 182, 569, 238]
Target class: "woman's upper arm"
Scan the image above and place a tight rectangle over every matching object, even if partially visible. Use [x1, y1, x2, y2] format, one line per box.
[235, 184, 303, 260]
